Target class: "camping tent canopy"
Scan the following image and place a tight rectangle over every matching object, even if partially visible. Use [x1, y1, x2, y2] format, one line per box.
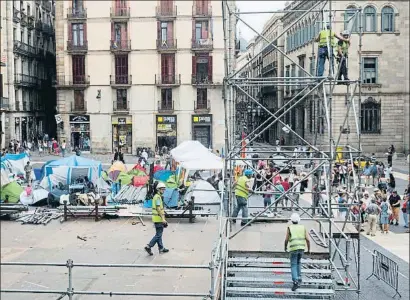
[170, 141, 211, 162]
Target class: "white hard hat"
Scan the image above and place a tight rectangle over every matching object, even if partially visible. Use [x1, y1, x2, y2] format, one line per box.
[342, 30, 350, 36]
[156, 182, 166, 189]
[290, 213, 300, 223]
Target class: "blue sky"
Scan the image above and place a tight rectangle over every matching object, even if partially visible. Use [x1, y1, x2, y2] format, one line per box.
[236, 1, 287, 41]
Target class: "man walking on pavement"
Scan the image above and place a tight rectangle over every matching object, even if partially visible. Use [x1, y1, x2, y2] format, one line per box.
[24, 161, 32, 183]
[284, 213, 311, 291]
[337, 30, 350, 83]
[145, 182, 169, 255]
[365, 198, 381, 236]
[232, 169, 253, 226]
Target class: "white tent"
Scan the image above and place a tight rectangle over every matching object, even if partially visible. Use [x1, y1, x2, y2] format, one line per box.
[170, 140, 211, 162]
[180, 152, 223, 170]
[184, 180, 221, 205]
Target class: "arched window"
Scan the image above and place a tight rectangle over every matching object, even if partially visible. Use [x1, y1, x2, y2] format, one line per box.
[360, 97, 381, 133]
[363, 6, 377, 32]
[345, 6, 358, 33]
[381, 6, 394, 32]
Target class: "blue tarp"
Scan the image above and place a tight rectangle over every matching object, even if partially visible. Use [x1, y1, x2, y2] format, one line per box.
[153, 170, 175, 182]
[44, 155, 102, 177]
[143, 188, 180, 209]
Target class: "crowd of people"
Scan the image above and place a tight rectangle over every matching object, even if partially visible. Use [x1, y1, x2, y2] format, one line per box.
[1, 135, 68, 158]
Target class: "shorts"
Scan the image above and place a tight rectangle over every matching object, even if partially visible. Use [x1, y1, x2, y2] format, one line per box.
[264, 198, 272, 207]
[380, 215, 389, 225]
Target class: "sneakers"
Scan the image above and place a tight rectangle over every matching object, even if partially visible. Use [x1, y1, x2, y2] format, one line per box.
[159, 248, 169, 254]
[291, 281, 299, 291]
[144, 245, 153, 256]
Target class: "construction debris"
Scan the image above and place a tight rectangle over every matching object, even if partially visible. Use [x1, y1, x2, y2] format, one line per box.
[113, 185, 147, 205]
[0, 203, 29, 218]
[16, 208, 62, 225]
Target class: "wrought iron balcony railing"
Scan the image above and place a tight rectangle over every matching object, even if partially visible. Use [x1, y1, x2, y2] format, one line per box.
[110, 39, 131, 52]
[110, 75, 132, 86]
[13, 41, 38, 56]
[191, 38, 213, 50]
[155, 74, 181, 86]
[67, 40, 88, 52]
[110, 6, 130, 18]
[191, 73, 213, 85]
[71, 101, 87, 112]
[14, 73, 39, 87]
[155, 5, 177, 18]
[158, 100, 174, 113]
[53, 75, 90, 87]
[67, 7, 87, 19]
[113, 100, 130, 112]
[194, 99, 211, 112]
[156, 39, 177, 51]
[192, 4, 212, 17]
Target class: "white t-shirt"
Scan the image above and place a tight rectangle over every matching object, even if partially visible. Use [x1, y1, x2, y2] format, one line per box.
[62, 142, 66, 150]
[339, 165, 347, 174]
[141, 151, 148, 160]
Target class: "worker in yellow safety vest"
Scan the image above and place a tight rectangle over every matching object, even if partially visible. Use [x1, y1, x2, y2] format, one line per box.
[315, 25, 350, 77]
[232, 169, 254, 226]
[284, 213, 311, 291]
[145, 182, 169, 255]
[337, 30, 350, 83]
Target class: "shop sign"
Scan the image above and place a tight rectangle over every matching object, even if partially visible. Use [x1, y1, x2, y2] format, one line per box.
[55, 114, 63, 124]
[15, 117, 20, 125]
[192, 115, 212, 124]
[157, 115, 176, 124]
[69, 115, 90, 123]
[118, 118, 126, 125]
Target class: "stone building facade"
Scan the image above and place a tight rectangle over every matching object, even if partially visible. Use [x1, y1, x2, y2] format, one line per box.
[54, 0, 235, 154]
[281, 0, 409, 154]
[0, 0, 56, 149]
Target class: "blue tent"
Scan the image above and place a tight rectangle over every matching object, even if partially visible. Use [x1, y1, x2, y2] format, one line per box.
[153, 170, 175, 182]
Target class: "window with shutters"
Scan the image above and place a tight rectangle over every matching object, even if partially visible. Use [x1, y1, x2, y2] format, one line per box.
[194, 0, 210, 16]
[161, 54, 175, 84]
[362, 57, 377, 84]
[193, 54, 212, 83]
[345, 6, 358, 33]
[74, 90, 85, 111]
[195, 21, 209, 40]
[361, 97, 381, 133]
[363, 6, 376, 32]
[381, 6, 394, 32]
[116, 89, 127, 110]
[161, 88, 173, 109]
[72, 55, 85, 83]
[285, 66, 290, 94]
[196, 88, 208, 109]
[115, 55, 128, 84]
[157, 21, 174, 48]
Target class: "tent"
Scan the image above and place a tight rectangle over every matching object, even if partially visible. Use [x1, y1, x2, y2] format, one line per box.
[184, 180, 221, 206]
[41, 155, 102, 190]
[170, 141, 211, 162]
[0, 153, 35, 179]
[180, 152, 223, 170]
[20, 188, 49, 205]
[0, 181, 24, 203]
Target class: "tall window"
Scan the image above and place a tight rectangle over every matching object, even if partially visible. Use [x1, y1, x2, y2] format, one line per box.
[196, 88, 207, 109]
[72, 23, 84, 46]
[161, 54, 175, 83]
[290, 64, 296, 92]
[161, 89, 173, 109]
[74, 90, 85, 110]
[309, 56, 315, 76]
[72, 0, 84, 13]
[345, 6, 358, 33]
[115, 55, 128, 84]
[193, 54, 212, 83]
[195, 21, 209, 40]
[195, 0, 209, 15]
[363, 6, 376, 32]
[72, 55, 85, 83]
[298, 55, 305, 78]
[361, 97, 381, 133]
[116, 89, 127, 110]
[381, 6, 394, 32]
[362, 57, 377, 84]
[285, 65, 290, 94]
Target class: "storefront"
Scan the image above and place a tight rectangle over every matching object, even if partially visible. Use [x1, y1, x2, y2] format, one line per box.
[192, 114, 212, 148]
[112, 116, 132, 154]
[156, 115, 177, 150]
[69, 115, 91, 152]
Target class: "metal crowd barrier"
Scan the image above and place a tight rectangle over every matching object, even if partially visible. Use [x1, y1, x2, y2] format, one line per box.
[0, 260, 216, 299]
[366, 249, 402, 298]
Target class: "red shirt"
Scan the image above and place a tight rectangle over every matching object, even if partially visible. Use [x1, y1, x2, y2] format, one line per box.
[281, 181, 290, 191]
[153, 165, 164, 173]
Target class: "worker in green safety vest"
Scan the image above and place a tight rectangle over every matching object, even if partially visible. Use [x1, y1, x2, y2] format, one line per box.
[145, 182, 169, 256]
[337, 30, 350, 83]
[232, 169, 254, 226]
[315, 25, 350, 77]
[284, 213, 311, 291]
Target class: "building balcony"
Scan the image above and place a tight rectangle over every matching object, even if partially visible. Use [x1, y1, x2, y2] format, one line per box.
[13, 41, 38, 57]
[35, 20, 42, 33]
[155, 5, 177, 19]
[262, 61, 277, 74]
[191, 38, 213, 51]
[27, 16, 35, 30]
[191, 74, 213, 85]
[110, 7, 130, 19]
[158, 100, 174, 113]
[110, 39, 131, 52]
[42, 23, 54, 35]
[20, 13, 27, 27]
[67, 8, 87, 19]
[0, 97, 10, 111]
[67, 40, 88, 53]
[71, 101, 87, 113]
[194, 99, 211, 113]
[113, 100, 130, 113]
[192, 4, 212, 18]
[155, 74, 181, 87]
[15, 101, 20, 111]
[156, 39, 177, 52]
[44, 0, 52, 12]
[53, 75, 90, 88]
[13, 8, 20, 23]
[110, 75, 132, 88]
[14, 73, 39, 88]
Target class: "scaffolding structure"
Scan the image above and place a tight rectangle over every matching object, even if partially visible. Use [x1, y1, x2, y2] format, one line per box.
[220, 0, 364, 299]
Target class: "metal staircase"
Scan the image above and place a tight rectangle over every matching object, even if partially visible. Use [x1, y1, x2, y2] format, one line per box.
[225, 252, 335, 299]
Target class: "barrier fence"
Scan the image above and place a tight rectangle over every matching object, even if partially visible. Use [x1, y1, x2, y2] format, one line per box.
[0, 260, 217, 299]
[366, 249, 401, 298]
